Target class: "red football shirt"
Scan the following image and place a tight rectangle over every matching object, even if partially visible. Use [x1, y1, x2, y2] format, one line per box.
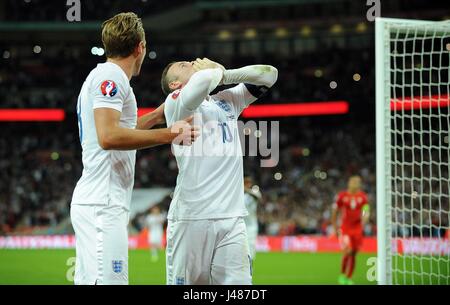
[334, 190, 368, 235]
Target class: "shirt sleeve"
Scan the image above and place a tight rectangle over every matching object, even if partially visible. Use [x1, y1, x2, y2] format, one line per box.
[164, 68, 223, 124]
[361, 193, 369, 205]
[212, 83, 257, 116]
[91, 72, 129, 113]
[163, 89, 195, 125]
[334, 193, 343, 209]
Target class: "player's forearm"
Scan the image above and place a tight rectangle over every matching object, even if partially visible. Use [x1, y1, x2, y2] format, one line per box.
[99, 126, 174, 150]
[331, 209, 338, 233]
[181, 68, 223, 111]
[222, 65, 278, 88]
[136, 104, 165, 130]
[362, 213, 370, 225]
[362, 204, 370, 225]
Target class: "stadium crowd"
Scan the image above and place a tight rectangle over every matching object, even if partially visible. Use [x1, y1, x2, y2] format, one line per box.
[0, 22, 448, 239]
[0, 45, 374, 111]
[0, 119, 380, 236]
[2, 0, 191, 22]
[0, 33, 380, 236]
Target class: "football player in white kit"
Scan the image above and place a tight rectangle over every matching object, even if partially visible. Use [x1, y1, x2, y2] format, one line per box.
[70, 13, 197, 285]
[145, 206, 166, 262]
[244, 175, 262, 260]
[161, 58, 278, 285]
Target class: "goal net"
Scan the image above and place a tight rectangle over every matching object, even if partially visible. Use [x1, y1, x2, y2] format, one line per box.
[376, 17, 450, 285]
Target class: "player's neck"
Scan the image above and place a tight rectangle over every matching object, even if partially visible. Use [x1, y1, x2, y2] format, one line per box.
[347, 189, 358, 194]
[107, 58, 134, 80]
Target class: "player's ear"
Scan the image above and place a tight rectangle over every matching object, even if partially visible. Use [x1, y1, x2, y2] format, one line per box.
[135, 41, 146, 57]
[169, 80, 182, 91]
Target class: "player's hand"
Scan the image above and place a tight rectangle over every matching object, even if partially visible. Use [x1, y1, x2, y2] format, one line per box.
[204, 58, 226, 71]
[193, 58, 225, 72]
[170, 115, 200, 146]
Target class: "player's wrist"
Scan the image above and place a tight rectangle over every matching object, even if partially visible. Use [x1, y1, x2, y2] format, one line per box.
[222, 69, 238, 85]
[155, 127, 174, 145]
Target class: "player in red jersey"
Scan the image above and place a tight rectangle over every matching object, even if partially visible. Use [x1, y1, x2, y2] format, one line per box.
[331, 175, 370, 285]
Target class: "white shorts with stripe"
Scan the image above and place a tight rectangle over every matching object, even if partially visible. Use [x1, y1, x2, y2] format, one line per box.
[246, 226, 258, 259]
[166, 217, 252, 285]
[70, 204, 129, 285]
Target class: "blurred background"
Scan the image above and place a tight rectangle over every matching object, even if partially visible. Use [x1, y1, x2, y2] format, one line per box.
[0, 0, 448, 284]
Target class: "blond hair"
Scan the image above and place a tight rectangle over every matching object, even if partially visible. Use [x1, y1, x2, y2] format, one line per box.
[101, 12, 145, 58]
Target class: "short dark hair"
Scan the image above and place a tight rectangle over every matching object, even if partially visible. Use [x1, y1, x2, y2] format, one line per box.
[101, 12, 145, 58]
[161, 62, 176, 96]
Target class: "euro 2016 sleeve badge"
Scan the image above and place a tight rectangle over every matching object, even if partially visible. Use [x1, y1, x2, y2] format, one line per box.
[101, 80, 118, 97]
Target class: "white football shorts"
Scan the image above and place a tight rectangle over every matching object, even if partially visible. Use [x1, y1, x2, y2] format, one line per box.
[246, 226, 258, 259]
[166, 217, 252, 285]
[70, 204, 129, 285]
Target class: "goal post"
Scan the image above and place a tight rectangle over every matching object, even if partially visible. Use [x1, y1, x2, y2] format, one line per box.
[376, 17, 450, 285]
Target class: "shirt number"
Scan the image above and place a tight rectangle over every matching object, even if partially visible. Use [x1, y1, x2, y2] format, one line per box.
[218, 122, 233, 143]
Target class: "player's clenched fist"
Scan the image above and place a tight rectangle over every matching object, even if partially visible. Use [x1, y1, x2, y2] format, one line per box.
[170, 115, 200, 146]
[192, 58, 225, 72]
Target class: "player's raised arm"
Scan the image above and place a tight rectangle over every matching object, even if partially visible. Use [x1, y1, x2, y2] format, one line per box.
[161, 59, 226, 123]
[178, 67, 224, 111]
[222, 64, 278, 89]
[94, 108, 198, 150]
[208, 59, 278, 115]
[331, 193, 342, 237]
[331, 203, 340, 237]
[362, 204, 370, 225]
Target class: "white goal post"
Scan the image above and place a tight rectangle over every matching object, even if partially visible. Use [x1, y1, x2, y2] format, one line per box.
[376, 17, 450, 285]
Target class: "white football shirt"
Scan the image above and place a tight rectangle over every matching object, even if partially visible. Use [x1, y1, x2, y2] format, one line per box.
[71, 62, 137, 210]
[146, 214, 165, 237]
[164, 83, 257, 220]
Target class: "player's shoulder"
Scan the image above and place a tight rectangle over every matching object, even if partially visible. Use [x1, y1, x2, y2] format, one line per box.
[165, 89, 181, 103]
[359, 191, 369, 200]
[337, 190, 348, 197]
[333, 191, 346, 205]
[90, 62, 129, 87]
[246, 189, 262, 201]
[163, 89, 182, 116]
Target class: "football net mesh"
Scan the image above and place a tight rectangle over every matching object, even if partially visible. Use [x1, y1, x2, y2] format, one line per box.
[386, 19, 450, 284]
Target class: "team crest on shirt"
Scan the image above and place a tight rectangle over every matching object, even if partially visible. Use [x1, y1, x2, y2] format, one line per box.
[112, 260, 123, 274]
[357, 197, 363, 203]
[100, 80, 118, 97]
[175, 276, 185, 285]
[216, 100, 232, 113]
